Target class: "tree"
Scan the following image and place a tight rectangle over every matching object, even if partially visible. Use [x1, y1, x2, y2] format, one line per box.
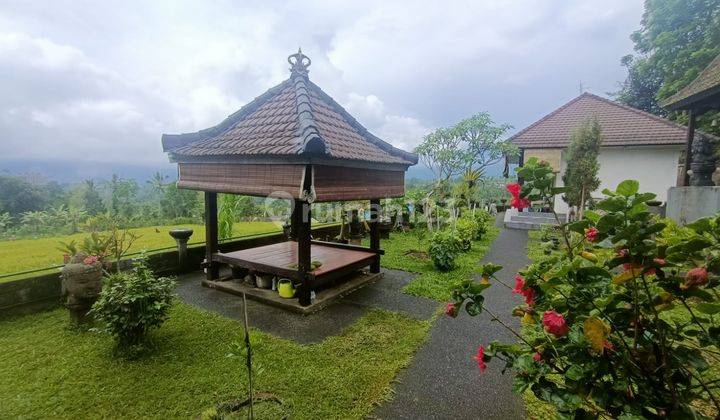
[107, 174, 139, 219]
[159, 183, 200, 220]
[415, 112, 515, 229]
[616, 0, 720, 134]
[562, 118, 602, 219]
[0, 175, 47, 215]
[147, 172, 168, 193]
[453, 113, 516, 176]
[82, 179, 105, 215]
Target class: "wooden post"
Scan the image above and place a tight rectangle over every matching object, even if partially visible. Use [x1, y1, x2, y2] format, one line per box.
[297, 201, 312, 306]
[369, 199, 381, 273]
[289, 199, 302, 240]
[204, 191, 219, 280]
[683, 110, 696, 187]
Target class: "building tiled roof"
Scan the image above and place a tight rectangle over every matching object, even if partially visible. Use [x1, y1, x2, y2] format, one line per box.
[509, 92, 713, 149]
[664, 52, 720, 110]
[162, 50, 417, 166]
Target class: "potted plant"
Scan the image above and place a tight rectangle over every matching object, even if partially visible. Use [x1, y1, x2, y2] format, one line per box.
[58, 238, 108, 325]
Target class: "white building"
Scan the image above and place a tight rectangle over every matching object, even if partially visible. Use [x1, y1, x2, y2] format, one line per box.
[508, 92, 713, 214]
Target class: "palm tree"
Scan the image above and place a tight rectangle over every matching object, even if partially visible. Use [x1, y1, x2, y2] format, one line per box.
[147, 172, 168, 193]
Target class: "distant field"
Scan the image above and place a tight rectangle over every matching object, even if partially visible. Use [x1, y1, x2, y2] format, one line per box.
[0, 221, 282, 282]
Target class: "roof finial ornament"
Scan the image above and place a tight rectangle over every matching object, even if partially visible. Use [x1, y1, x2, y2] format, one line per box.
[288, 47, 311, 76]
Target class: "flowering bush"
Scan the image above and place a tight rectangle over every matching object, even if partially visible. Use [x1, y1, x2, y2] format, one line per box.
[428, 230, 461, 271]
[447, 157, 720, 418]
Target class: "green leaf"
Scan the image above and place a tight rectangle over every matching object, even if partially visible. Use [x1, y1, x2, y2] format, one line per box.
[567, 220, 591, 234]
[686, 217, 712, 234]
[465, 299, 484, 316]
[616, 180, 639, 197]
[565, 365, 584, 381]
[695, 303, 720, 315]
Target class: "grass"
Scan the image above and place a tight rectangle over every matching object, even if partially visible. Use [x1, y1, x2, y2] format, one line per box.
[0, 302, 431, 419]
[0, 221, 283, 282]
[369, 226, 499, 301]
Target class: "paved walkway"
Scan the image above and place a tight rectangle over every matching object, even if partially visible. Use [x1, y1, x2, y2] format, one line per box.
[373, 219, 530, 419]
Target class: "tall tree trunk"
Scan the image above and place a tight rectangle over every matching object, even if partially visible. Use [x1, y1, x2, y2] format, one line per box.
[579, 186, 586, 220]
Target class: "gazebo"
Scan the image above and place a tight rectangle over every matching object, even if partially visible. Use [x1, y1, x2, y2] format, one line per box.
[664, 52, 720, 186]
[161, 50, 417, 307]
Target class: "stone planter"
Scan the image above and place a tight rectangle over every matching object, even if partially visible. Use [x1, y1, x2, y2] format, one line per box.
[61, 261, 103, 325]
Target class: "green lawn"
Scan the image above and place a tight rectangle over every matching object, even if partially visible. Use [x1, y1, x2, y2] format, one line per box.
[371, 226, 499, 301]
[0, 302, 430, 419]
[0, 222, 282, 282]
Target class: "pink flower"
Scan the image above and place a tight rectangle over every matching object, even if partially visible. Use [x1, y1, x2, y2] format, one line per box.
[617, 249, 629, 257]
[512, 275, 525, 294]
[83, 255, 99, 266]
[653, 258, 666, 266]
[473, 346, 487, 372]
[584, 227, 599, 243]
[683, 267, 709, 289]
[521, 287, 535, 306]
[445, 302, 457, 317]
[533, 352, 542, 362]
[542, 310, 569, 337]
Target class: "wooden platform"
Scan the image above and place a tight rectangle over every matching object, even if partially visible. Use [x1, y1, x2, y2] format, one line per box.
[202, 271, 383, 314]
[212, 241, 378, 286]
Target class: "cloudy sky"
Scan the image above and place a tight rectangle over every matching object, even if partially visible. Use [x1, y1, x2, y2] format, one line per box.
[0, 0, 644, 179]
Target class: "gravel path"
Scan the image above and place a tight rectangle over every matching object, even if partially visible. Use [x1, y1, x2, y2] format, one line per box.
[373, 219, 530, 419]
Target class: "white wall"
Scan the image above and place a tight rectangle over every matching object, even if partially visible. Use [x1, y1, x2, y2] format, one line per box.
[552, 146, 682, 214]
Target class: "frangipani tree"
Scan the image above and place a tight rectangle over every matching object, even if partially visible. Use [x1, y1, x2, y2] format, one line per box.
[414, 112, 516, 229]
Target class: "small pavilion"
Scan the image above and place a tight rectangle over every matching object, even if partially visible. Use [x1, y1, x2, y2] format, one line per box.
[161, 50, 417, 307]
[664, 52, 720, 186]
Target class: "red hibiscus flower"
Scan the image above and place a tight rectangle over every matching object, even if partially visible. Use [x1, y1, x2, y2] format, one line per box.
[542, 310, 569, 337]
[512, 275, 525, 294]
[473, 346, 487, 372]
[683, 267, 709, 289]
[522, 288, 535, 306]
[445, 302, 457, 317]
[506, 183, 530, 210]
[533, 352, 542, 362]
[584, 227, 599, 243]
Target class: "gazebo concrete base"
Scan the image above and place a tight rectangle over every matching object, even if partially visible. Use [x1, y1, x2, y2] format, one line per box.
[202, 270, 383, 314]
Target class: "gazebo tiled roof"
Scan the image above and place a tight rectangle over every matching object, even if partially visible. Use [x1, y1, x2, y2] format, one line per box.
[664, 52, 720, 111]
[162, 50, 416, 167]
[509, 92, 714, 149]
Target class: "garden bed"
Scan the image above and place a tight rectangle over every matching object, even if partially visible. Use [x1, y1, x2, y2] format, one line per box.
[370, 226, 500, 301]
[0, 303, 430, 418]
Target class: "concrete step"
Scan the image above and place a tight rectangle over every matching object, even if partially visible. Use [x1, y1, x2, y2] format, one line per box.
[510, 215, 559, 223]
[511, 212, 556, 219]
[505, 220, 549, 230]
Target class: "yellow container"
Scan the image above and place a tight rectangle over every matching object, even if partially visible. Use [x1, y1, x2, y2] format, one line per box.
[277, 279, 296, 298]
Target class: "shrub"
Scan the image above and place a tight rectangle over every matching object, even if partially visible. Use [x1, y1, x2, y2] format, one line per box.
[447, 158, 720, 418]
[455, 218, 479, 251]
[91, 256, 175, 350]
[428, 230, 461, 271]
[471, 209, 493, 240]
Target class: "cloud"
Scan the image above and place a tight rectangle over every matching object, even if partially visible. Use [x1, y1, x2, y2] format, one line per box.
[0, 0, 644, 171]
